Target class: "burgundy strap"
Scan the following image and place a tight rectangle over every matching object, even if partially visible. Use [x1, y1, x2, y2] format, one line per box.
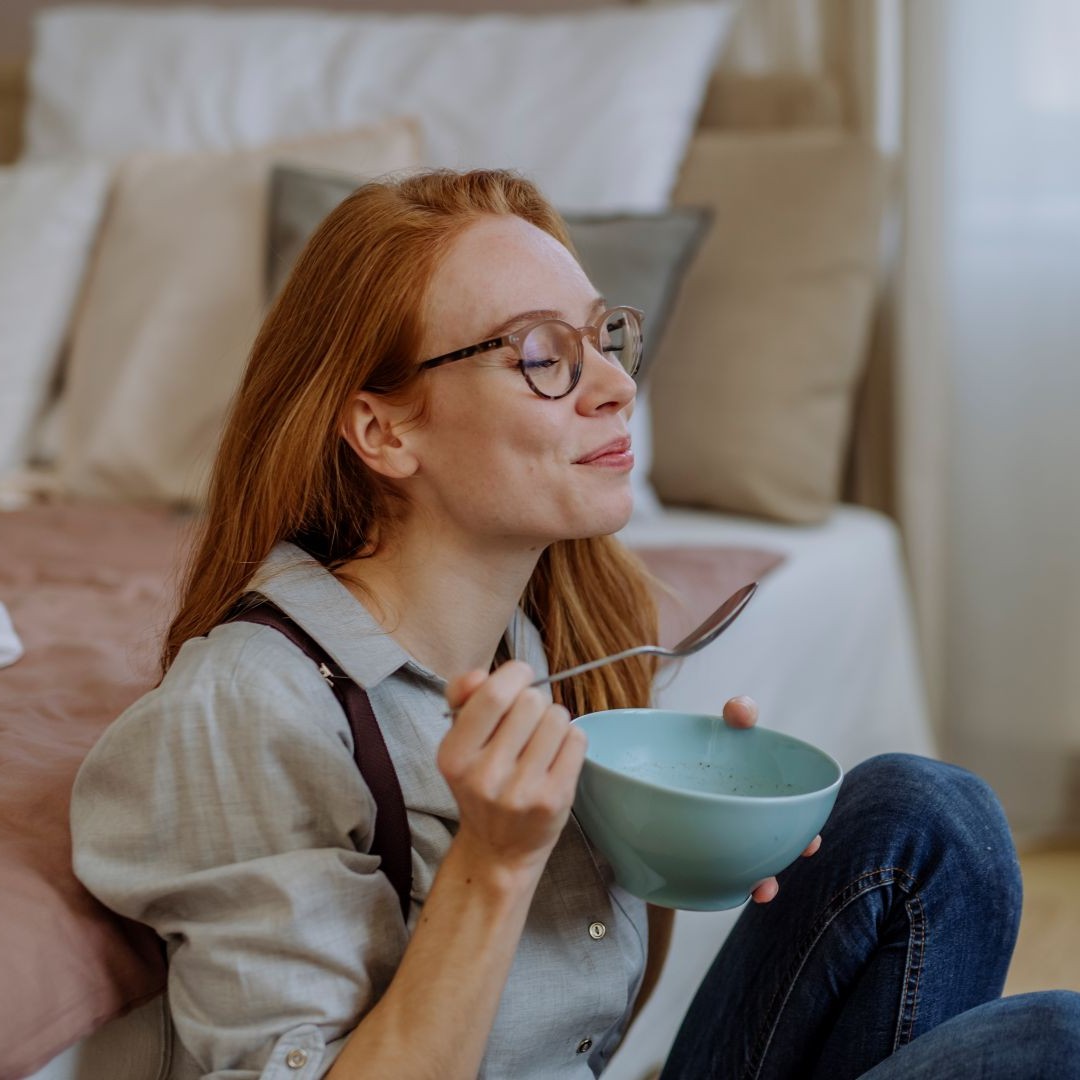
[227, 597, 412, 923]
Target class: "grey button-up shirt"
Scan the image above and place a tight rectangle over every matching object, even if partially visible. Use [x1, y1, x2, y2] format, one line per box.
[71, 543, 648, 1079]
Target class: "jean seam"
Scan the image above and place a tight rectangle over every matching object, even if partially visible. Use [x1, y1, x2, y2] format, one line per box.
[742, 866, 919, 1080]
[893, 891, 925, 1048]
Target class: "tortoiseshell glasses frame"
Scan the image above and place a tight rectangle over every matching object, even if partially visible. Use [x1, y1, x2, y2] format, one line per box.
[416, 305, 644, 399]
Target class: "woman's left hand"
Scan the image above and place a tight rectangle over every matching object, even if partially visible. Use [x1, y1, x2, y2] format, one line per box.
[722, 695, 822, 904]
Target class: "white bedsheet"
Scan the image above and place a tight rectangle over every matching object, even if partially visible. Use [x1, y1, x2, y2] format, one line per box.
[0, 600, 24, 668]
[607, 502, 937, 1080]
[619, 501, 935, 768]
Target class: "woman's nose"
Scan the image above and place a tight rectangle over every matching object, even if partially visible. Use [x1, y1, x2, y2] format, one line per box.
[578, 340, 637, 410]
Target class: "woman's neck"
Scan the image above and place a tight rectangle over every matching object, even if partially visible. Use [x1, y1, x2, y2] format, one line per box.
[337, 524, 543, 681]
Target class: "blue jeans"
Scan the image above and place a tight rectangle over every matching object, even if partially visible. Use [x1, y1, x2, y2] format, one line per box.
[660, 754, 1080, 1079]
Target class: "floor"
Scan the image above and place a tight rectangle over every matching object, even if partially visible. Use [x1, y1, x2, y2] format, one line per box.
[1004, 844, 1080, 996]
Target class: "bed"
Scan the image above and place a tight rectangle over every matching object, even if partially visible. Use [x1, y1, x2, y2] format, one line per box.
[0, 3, 935, 1079]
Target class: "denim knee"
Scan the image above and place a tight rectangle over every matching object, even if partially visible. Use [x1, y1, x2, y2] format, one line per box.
[1032, 990, 1080, 1052]
[846, 753, 1014, 848]
[839, 754, 1022, 925]
[996, 990, 1080, 1060]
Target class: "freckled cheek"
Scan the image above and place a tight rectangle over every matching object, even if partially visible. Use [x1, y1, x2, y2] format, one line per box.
[431, 402, 565, 486]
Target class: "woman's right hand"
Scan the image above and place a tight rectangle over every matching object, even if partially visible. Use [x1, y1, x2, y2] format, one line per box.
[439, 660, 587, 878]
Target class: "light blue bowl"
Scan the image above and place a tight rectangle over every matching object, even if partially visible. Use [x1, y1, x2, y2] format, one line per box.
[573, 709, 843, 910]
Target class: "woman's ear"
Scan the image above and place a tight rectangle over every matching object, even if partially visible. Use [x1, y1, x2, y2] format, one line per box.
[341, 392, 420, 480]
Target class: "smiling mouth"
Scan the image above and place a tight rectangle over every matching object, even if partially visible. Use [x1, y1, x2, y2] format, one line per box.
[575, 437, 632, 464]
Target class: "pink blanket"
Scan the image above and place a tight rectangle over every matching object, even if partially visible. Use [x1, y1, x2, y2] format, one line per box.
[0, 502, 782, 1077]
[0, 503, 191, 1077]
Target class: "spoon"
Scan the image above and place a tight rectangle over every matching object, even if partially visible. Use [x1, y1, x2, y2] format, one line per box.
[532, 579, 758, 689]
[445, 581, 757, 718]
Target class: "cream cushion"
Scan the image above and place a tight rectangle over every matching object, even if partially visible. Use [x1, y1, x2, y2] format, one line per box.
[651, 131, 888, 523]
[60, 119, 421, 503]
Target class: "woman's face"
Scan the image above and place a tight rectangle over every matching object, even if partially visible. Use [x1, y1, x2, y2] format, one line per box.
[406, 213, 638, 550]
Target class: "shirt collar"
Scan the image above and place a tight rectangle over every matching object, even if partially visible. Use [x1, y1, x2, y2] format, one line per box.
[248, 542, 418, 689]
[247, 542, 546, 691]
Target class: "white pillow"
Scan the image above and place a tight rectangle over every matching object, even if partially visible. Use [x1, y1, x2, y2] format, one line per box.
[0, 161, 109, 477]
[24, 3, 736, 214]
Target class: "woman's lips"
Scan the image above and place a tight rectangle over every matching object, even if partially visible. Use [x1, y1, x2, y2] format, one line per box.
[577, 449, 634, 470]
[574, 438, 630, 468]
[575, 437, 632, 464]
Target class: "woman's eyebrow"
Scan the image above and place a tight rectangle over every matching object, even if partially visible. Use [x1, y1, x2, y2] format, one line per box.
[481, 310, 558, 339]
[481, 296, 607, 340]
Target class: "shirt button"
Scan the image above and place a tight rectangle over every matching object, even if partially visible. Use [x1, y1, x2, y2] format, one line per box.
[588, 921, 607, 940]
[285, 1048, 309, 1069]
[577, 1038, 593, 1054]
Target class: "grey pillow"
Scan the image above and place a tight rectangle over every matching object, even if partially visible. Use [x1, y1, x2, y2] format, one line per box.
[266, 165, 709, 383]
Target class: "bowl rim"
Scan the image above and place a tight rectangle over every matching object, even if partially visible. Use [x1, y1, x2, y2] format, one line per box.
[574, 708, 844, 806]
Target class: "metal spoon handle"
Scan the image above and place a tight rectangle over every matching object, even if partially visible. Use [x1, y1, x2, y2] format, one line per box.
[441, 647, 673, 718]
[444, 581, 757, 719]
[528, 644, 675, 689]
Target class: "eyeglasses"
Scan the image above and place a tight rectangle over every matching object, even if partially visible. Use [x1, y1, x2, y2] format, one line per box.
[417, 306, 644, 399]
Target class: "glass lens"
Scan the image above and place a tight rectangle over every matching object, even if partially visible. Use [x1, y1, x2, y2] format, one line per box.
[521, 321, 577, 395]
[600, 308, 642, 377]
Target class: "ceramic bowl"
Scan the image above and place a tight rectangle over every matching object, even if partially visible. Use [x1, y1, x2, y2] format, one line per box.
[572, 709, 843, 910]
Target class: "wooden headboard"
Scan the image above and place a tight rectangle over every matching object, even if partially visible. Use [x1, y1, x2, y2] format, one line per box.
[0, 0, 613, 58]
[0, 63, 25, 164]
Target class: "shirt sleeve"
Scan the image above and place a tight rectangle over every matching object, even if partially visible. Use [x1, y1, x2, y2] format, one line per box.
[70, 623, 410, 1079]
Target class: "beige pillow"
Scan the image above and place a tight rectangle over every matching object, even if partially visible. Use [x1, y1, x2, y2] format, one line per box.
[650, 131, 888, 523]
[60, 119, 421, 503]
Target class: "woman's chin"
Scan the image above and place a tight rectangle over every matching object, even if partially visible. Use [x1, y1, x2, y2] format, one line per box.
[575, 491, 635, 539]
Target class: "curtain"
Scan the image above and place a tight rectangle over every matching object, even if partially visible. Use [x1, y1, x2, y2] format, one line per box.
[716, 0, 1080, 836]
[906, 0, 1080, 836]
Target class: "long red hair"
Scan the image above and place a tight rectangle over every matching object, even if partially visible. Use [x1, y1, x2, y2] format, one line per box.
[164, 169, 658, 716]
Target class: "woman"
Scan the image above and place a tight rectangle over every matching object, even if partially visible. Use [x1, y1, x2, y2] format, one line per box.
[71, 169, 1079, 1079]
